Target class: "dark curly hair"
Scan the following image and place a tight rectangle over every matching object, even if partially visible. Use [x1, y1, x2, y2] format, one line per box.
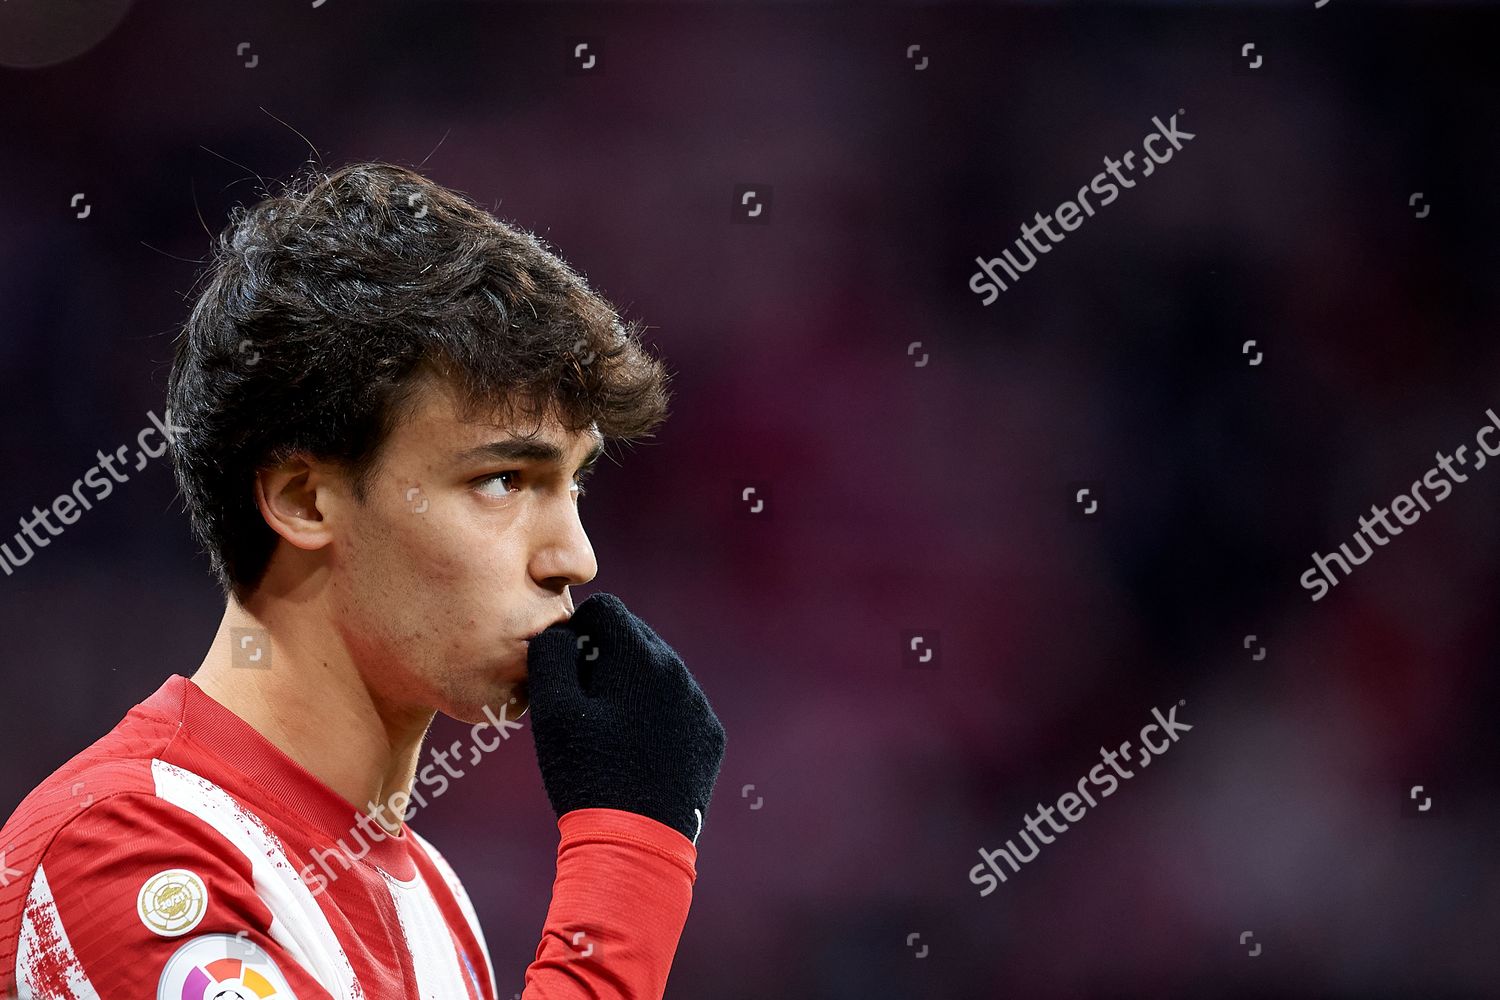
[166, 160, 671, 600]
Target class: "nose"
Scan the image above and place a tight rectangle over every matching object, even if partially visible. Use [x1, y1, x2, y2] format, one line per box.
[530, 498, 597, 589]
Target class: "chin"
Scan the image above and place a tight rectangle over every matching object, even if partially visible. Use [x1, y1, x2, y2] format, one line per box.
[443, 674, 525, 726]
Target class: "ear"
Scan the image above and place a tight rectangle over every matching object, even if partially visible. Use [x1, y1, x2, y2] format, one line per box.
[254, 456, 337, 552]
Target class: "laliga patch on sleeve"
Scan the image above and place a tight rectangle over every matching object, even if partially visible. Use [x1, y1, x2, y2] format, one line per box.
[156, 932, 296, 1000]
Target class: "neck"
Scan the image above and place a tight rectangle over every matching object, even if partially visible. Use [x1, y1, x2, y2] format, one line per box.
[190, 591, 432, 837]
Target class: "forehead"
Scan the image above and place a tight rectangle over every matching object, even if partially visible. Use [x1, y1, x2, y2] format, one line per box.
[395, 373, 601, 454]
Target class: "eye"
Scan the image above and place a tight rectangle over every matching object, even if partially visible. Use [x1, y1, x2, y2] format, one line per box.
[475, 469, 592, 499]
[475, 471, 522, 497]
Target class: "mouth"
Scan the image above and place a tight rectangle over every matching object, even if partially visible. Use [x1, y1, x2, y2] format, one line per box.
[524, 611, 573, 642]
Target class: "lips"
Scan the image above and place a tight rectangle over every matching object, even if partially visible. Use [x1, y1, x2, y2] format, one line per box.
[524, 612, 573, 641]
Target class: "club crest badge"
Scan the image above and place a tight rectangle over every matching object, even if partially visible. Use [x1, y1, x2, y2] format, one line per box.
[138, 868, 209, 937]
[156, 932, 295, 999]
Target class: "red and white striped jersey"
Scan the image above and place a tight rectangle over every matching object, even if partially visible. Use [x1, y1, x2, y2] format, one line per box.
[0, 675, 700, 999]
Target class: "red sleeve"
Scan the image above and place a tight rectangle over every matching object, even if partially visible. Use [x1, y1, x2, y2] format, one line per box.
[13, 792, 338, 999]
[524, 808, 699, 1000]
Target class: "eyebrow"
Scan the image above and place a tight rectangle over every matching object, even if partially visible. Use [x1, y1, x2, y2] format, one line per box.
[456, 435, 606, 473]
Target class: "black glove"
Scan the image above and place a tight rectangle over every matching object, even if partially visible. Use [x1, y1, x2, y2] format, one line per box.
[526, 592, 727, 845]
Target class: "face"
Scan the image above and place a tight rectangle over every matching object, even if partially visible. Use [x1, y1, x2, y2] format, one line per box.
[320, 375, 600, 725]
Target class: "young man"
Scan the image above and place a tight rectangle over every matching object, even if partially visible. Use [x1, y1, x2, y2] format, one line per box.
[0, 162, 726, 999]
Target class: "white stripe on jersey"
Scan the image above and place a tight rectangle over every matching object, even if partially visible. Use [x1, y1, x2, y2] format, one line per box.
[407, 828, 497, 1000]
[15, 863, 101, 1000]
[379, 867, 474, 1000]
[150, 758, 363, 1000]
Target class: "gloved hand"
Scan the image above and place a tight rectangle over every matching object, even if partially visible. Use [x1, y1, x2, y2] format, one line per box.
[525, 592, 727, 846]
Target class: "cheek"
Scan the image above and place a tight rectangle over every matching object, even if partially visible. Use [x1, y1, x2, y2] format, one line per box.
[345, 491, 523, 601]
[377, 507, 523, 639]
[332, 510, 417, 646]
[336, 506, 459, 636]
[403, 506, 509, 588]
[335, 503, 531, 704]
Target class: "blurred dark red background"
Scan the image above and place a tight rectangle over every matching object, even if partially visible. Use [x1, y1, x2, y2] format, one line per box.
[3, 2, 1499, 997]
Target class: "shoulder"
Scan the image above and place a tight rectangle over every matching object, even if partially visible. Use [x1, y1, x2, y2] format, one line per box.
[0, 782, 352, 1000]
[0, 773, 269, 997]
[3, 754, 256, 873]
[1, 756, 158, 890]
[13, 779, 263, 923]
[1, 686, 187, 871]
[0, 750, 300, 951]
